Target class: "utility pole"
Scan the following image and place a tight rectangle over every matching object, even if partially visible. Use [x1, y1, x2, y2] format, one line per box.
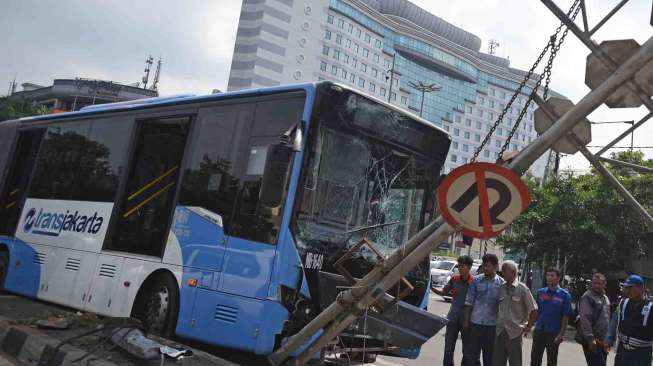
[408, 81, 441, 117]
[142, 55, 154, 89]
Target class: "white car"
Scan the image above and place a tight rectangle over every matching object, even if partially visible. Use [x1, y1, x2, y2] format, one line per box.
[430, 260, 457, 289]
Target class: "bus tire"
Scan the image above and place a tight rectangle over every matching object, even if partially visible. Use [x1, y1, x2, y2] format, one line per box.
[140, 273, 179, 337]
[0, 251, 7, 293]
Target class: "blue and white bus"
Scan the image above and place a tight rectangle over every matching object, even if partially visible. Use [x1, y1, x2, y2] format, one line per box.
[0, 82, 450, 359]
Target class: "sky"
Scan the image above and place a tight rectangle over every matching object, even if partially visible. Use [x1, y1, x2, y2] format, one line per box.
[1, 0, 651, 171]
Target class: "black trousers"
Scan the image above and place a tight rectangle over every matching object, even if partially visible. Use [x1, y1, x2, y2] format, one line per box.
[530, 330, 560, 366]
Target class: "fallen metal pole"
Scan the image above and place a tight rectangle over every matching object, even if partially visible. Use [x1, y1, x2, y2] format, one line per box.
[272, 34, 653, 366]
[596, 112, 653, 157]
[541, 0, 653, 112]
[571, 135, 653, 229]
[531, 93, 653, 229]
[599, 156, 653, 174]
[588, 0, 630, 36]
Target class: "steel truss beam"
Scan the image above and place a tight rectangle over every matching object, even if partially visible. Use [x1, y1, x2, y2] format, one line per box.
[269, 35, 653, 366]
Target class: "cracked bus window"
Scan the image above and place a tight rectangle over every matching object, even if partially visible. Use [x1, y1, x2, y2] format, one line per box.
[293, 87, 450, 282]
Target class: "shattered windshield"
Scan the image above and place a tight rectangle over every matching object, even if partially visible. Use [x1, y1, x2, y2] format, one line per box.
[293, 86, 449, 279]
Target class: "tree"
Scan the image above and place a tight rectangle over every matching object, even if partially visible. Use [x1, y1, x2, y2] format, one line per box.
[498, 151, 653, 279]
[0, 97, 47, 121]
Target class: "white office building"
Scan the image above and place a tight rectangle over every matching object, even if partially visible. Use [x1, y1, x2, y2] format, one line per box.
[228, 0, 552, 176]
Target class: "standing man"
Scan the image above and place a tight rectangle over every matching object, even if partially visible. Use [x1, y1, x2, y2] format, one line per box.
[464, 254, 505, 366]
[530, 267, 572, 366]
[606, 275, 653, 366]
[433, 255, 474, 366]
[577, 273, 610, 366]
[493, 260, 538, 366]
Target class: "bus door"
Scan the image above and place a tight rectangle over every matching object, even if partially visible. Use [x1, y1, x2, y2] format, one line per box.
[106, 116, 191, 257]
[0, 129, 44, 237]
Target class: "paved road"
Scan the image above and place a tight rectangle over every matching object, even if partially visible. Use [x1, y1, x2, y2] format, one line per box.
[375, 293, 616, 366]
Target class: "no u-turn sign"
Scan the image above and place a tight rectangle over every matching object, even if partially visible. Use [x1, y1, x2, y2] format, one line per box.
[437, 163, 531, 239]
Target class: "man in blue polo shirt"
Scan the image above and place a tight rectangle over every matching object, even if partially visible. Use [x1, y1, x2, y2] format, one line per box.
[530, 267, 572, 366]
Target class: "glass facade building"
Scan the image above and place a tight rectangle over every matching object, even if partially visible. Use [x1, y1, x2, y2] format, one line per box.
[228, 0, 552, 176]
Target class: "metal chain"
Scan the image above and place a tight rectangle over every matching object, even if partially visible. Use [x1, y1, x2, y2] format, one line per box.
[471, 0, 581, 162]
[498, 0, 581, 159]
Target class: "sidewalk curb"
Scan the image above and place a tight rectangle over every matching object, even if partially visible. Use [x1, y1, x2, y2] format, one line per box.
[0, 316, 116, 366]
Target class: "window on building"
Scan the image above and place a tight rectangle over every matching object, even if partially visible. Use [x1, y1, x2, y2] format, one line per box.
[490, 88, 495, 96]
[511, 143, 517, 151]
[337, 19, 344, 28]
[392, 77, 399, 86]
[373, 53, 379, 62]
[358, 77, 365, 87]
[348, 24, 353, 33]
[501, 91, 507, 99]
[325, 30, 332, 40]
[333, 50, 340, 60]
[331, 65, 338, 75]
[476, 121, 482, 129]
[484, 150, 490, 158]
[455, 115, 461, 123]
[465, 118, 471, 126]
[452, 142, 458, 149]
[372, 68, 378, 78]
[349, 73, 355, 83]
[479, 97, 485, 105]
[489, 100, 495, 108]
[466, 106, 472, 113]
[384, 59, 390, 68]
[454, 128, 460, 136]
[363, 48, 369, 57]
[352, 58, 357, 68]
[327, 15, 334, 24]
[380, 87, 386, 96]
[476, 109, 483, 117]
[344, 54, 349, 64]
[341, 69, 347, 79]
[336, 34, 342, 45]
[322, 45, 329, 56]
[463, 157, 468, 163]
[475, 134, 480, 142]
[364, 33, 371, 43]
[356, 28, 361, 37]
[354, 43, 359, 53]
[464, 131, 470, 139]
[375, 39, 382, 48]
[486, 124, 492, 132]
[495, 140, 501, 147]
[320, 61, 327, 71]
[359, 63, 366, 72]
[346, 39, 351, 48]
[497, 128, 502, 136]
[488, 112, 494, 121]
[369, 82, 376, 92]
[401, 96, 407, 104]
[463, 144, 469, 152]
[451, 154, 458, 162]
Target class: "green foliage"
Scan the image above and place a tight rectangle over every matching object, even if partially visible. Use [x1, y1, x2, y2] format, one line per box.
[498, 151, 653, 277]
[0, 97, 47, 121]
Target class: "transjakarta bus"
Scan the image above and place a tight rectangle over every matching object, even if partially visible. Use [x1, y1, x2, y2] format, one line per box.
[0, 82, 450, 359]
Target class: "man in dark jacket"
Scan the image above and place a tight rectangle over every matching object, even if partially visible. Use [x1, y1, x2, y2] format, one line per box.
[434, 255, 474, 366]
[578, 273, 610, 366]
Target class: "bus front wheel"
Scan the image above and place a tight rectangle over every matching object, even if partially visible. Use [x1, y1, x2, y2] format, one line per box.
[136, 273, 179, 337]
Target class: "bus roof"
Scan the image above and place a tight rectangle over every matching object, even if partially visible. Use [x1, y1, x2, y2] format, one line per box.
[14, 81, 449, 136]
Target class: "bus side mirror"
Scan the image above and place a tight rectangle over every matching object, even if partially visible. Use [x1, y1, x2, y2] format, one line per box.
[260, 144, 294, 208]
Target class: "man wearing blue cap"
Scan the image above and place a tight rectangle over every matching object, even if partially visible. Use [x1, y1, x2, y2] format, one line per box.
[606, 274, 653, 366]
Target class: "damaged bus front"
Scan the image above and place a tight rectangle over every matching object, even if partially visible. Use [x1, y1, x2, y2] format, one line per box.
[290, 84, 451, 358]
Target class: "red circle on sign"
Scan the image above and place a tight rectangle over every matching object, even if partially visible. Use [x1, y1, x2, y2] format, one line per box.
[437, 163, 531, 239]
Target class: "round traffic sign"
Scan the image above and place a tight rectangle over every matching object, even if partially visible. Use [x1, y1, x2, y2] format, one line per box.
[437, 163, 531, 239]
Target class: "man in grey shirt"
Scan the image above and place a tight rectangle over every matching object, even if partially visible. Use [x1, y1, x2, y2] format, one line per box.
[494, 260, 538, 366]
[578, 273, 610, 366]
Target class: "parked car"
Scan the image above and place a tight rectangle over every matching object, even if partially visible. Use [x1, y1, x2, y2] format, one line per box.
[431, 260, 457, 289]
